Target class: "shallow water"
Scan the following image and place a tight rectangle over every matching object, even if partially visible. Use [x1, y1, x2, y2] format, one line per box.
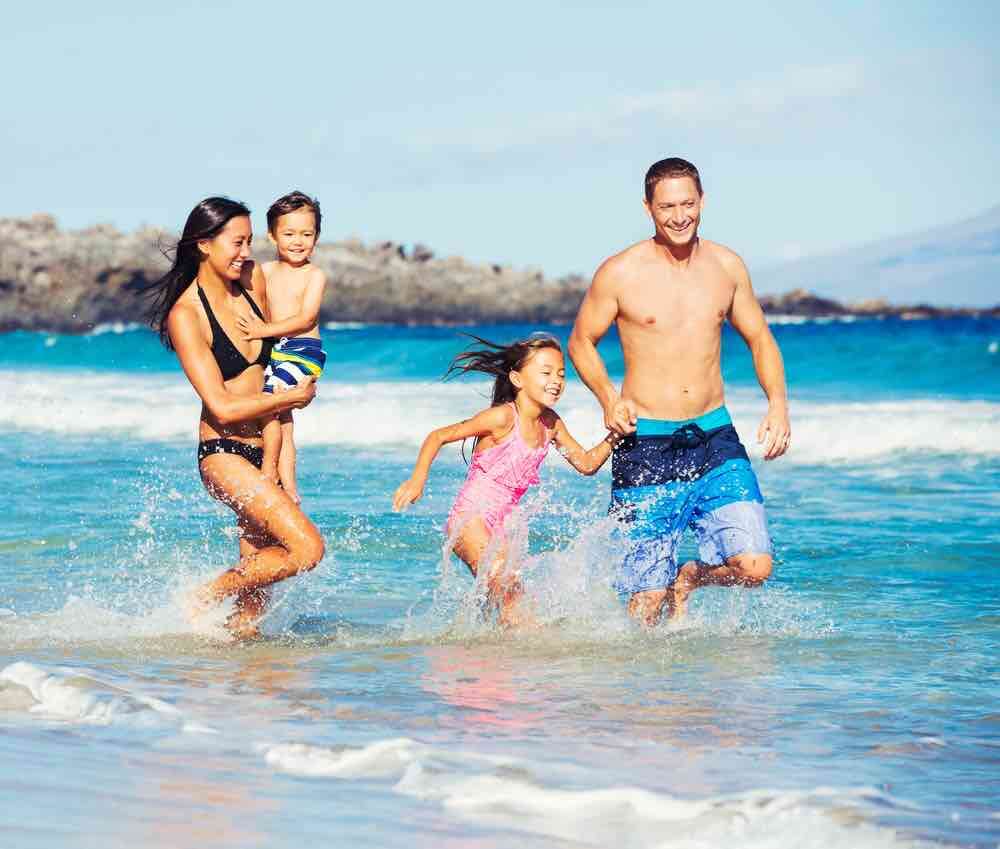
[1, 318, 998, 847]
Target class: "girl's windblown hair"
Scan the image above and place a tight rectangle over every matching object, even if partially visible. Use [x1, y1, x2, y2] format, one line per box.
[445, 333, 562, 406]
[141, 197, 251, 349]
[445, 333, 562, 460]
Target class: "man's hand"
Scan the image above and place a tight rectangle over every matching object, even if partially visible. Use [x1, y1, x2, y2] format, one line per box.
[392, 478, 424, 511]
[604, 397, 638, 436]
[237, 314, 268, 340]
[757, 403, 791, 460]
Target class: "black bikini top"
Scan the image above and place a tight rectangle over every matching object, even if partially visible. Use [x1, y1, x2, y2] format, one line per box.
[197, 281, 273, 381]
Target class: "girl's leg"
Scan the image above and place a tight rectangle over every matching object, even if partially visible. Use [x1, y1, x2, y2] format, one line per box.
[277, 411, 299, 504]
[452, 517, 534, 629]
[198, 453, 324, 622]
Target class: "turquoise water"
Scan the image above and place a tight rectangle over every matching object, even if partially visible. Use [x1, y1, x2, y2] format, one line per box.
[1, 318, 998, 848]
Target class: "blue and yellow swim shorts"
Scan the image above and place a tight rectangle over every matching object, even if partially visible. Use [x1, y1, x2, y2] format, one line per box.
[263, 336, 326, 394]
[610, 406, 771, 595]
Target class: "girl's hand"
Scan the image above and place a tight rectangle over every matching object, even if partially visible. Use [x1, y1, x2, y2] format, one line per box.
[237, 314, 268, 340]
[392, 478, 424, 511]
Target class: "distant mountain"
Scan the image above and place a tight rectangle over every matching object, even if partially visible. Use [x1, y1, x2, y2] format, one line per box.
[758, 205, 1000, 307]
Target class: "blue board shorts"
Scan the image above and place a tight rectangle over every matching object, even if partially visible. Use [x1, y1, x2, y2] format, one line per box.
[263, 336, 326, 394]
[610, 406, 772, 595]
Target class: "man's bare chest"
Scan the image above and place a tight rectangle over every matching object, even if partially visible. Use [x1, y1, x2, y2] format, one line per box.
[619, 273, 735, 331]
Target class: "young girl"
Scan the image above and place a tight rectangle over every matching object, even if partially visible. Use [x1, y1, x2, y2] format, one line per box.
[392, 334, 620, 628]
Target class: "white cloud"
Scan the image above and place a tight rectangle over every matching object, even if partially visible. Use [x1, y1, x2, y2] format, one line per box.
[407, 62, 865, 155]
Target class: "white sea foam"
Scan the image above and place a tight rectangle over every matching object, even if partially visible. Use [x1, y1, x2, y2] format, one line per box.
[1, 369, 997, 464]
[0, 585, 233, 650]
[0, 660, 212, 731]
[88, 321, 144, 336]
[260, 737, 933, 848]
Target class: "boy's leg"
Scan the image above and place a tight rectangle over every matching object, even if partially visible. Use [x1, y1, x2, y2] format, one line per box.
[277, 410, 298, 504]
[261, 416, 281, 484]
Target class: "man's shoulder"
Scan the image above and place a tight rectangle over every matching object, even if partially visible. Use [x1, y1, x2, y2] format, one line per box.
[594, 240, 649, 286]
[701, 239, 747, 276]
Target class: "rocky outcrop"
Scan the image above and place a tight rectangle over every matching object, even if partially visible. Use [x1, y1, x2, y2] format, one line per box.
[0, 215, 997, 333]
[0, 214, 589, 332]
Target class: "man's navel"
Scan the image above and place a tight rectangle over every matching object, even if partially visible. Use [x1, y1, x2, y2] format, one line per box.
[644, 316, 656, 325]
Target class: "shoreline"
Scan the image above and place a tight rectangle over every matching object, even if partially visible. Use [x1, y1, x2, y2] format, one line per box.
[2, 214, 997, 334]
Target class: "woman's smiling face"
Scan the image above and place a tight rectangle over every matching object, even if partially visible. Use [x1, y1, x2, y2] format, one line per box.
[200, 215, 252, 280]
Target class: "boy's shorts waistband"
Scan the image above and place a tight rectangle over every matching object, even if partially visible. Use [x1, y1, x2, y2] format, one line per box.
[636, 406, 731, 436]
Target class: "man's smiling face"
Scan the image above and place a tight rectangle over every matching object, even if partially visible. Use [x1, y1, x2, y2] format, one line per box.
[645, 176, 703, 248]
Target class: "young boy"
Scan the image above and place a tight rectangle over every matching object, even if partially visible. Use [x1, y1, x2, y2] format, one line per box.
[237, 190, 327, 504]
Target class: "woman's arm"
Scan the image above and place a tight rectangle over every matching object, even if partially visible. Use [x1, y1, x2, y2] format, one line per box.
[392, 405, 514, 510]
[168, 302, 315, 426]
[238, 268, 327, 340]
[551, 415, 620, 476]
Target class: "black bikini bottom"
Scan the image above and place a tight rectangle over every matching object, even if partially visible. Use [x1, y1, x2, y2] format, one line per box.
[197, 438, 264, 469]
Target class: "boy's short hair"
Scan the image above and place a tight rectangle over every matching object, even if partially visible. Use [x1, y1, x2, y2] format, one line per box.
[267, 190, 322, 235]
[644, 158, 703, 201]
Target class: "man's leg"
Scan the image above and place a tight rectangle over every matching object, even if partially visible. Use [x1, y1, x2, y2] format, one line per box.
[627, 588, 670, 626]
[671, 552, 772, 618]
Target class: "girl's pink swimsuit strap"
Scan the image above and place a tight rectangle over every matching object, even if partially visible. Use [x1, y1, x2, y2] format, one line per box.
[447, 403, 552, 534]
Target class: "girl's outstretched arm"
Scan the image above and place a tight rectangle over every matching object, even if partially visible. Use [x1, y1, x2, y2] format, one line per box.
[550, 415, 621, 476]
[392, 405, 515, 510]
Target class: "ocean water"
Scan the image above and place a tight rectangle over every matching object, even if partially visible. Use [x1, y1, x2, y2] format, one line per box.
[1, 317, 998, 848]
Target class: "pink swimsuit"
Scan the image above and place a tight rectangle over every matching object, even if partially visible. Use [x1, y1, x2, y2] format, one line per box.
[447, 403, 552, 535]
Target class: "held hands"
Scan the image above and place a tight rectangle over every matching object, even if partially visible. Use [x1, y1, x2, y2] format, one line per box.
[757, 403, 791, 460]
[392, 478, 424, 511]
[604, 396, 638, 436]
[236, 314, 268, 340]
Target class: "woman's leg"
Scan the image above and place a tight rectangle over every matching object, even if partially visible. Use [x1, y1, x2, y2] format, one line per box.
[199, 453, 325, 615]
[451, 517, 533, 629]
[225, 516, 275, 638]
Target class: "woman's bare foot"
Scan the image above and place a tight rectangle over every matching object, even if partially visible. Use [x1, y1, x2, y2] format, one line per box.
[225, 588, 268, 639]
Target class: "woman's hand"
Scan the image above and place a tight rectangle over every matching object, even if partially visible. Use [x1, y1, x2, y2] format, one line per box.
[286, 377, 317, 409]
[392, 478, 424, 511]
[237, 314, 268, 340]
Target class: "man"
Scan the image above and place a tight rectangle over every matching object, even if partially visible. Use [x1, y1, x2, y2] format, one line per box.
[569, 157, 790, 624]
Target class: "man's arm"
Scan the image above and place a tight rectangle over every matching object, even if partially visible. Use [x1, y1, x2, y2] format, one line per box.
[568, 259, 636, 435]
[725, 252, 791, 460]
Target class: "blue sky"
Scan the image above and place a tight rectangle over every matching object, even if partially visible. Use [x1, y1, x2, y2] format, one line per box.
[2, 1, 997, 288]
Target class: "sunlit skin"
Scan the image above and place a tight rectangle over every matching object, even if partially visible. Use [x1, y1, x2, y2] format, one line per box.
[236, 206, 327, 504]
[392, 346, 621, 630]
[166, 214, 323, 637]
[568, 174, 790, 625]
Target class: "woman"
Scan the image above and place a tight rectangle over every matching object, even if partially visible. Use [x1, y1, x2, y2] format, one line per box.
[146, 197, 325, 637]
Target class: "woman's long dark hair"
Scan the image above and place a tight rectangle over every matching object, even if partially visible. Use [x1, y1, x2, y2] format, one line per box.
[142, 197, 251, 349]
[445, 333, 563, 458]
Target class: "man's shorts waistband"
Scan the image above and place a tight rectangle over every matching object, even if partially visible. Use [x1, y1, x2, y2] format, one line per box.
[636, 405, 731, 436]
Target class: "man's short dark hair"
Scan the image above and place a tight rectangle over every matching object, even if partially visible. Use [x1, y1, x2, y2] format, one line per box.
[644, 158, 703, 201]
[267, 190, 322, 235]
